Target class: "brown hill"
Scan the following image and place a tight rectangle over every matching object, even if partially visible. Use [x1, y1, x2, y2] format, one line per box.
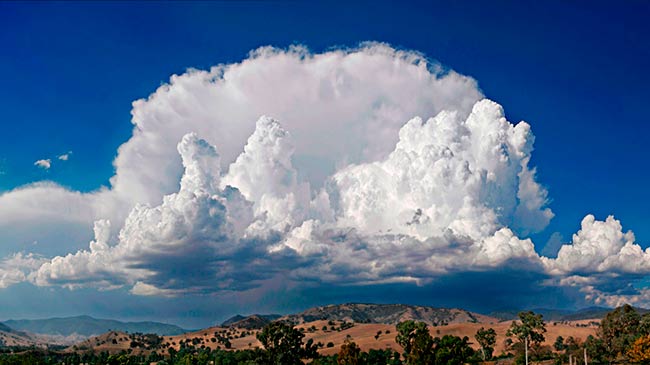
[0, 323, 42, 348]
[67, 317, 599, 357]
[226, 315, 272, 330]
[279, 303, 497, 326]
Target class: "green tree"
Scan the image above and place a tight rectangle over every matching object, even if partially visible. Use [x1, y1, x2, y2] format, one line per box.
[433, 335, 474, 365]
[599, 304, 641, 361]
[506, 311, 546, 363]
[256, 321, 317, 365]
[337, 338, 361, 365]
[584, 335, 607, 364]
[553, 336, 565, 352]
[475, 327, 496, 360]
[396, 320, 434, 364]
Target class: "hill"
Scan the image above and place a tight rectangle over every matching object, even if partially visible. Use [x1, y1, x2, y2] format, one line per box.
[68, 318, 599, 357]
[3, 315, 187, 338]
[0, 322, 41, 348]
[221, 314, 281, 329]
[278, 303, 497, 326]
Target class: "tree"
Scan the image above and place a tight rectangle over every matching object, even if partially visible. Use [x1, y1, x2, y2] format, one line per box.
[553, 336, 565, 352]
[599, 304, 641, 361]
[475, 327, 496, 361]
[361, 349, 402, 365]
[337, 338, 361, 365]
[628, 335, 650, 363]
[584, 335, 607, 364]
[433, 335, 474, 365]
[256, 322, 317, 365]
[506, 311, 546, 364]
[396, 320, 434, 365]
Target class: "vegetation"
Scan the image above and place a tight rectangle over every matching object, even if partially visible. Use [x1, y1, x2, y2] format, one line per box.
[6, 305, 650, 364]
[255, 321, 318, 364]
[506, 310, 549, 364]
[337, 338, 360, 365]
[395, 320, 475, 364]
[475, 327, 496, 361]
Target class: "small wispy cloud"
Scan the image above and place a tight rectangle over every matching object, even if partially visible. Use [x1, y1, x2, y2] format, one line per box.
[34, 159, 51, 170]
[58, 151, 72, 161]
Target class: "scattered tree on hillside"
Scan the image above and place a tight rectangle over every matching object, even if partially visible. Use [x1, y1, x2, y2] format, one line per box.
[396, 320, 434, 364]
[256, 321, 318, 365]
[506, 311, 546, 364]
[337, 338, 361, 365]
[475, 327, 496, 361]
[395, 320, 475, 365]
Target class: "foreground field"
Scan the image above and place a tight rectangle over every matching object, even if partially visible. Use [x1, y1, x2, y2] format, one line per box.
[69, 318, 598, 356]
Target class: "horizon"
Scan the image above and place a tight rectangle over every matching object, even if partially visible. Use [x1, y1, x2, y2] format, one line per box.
[0, 302, 620, 330]
[0, 1, 649, 329]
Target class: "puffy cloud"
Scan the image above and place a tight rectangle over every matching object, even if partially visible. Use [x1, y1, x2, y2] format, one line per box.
[34, 159, 51, 169]
[58, 152, 72, 161]
[109, 43, 481, 210]
[21, 104, 650, 306]
[0, 253, 45, 289]
[540, 215, 650, 306]
[32, 129, 296, 294]
[2, 44, 650, 309]
[221, 116, 310, 234]
[323, 99, 552, 240]
[31, 105, 552, 294]
[0, 43, 482, 262]
[545, 215, 650, 275]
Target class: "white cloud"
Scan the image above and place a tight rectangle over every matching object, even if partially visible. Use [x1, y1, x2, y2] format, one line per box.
[21, 103, 650, 306]
[0, 253, 45, 289]
[539, 214, 650, 306]
[221, 116, 310, 234]
[2, 44, 649, 308]
[32, 131, 287, 293]
[323, 99, 552, 240]
[0, 43, 482, 262]
[58, 152, 72, 161]
[34, 159, 51, 169]
[130, 281, 180, 297]
[545, 215, 650, 275]
[32, 104, 553, 294]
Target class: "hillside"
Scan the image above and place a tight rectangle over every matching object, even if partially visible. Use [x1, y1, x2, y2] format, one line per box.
[221, 314, 281, 329]
[67, 318, 599, 357]
[278, 303, 497, 326]
[0, 322, 41, 348]
[3, 315, 187, 337]
[3, 303, 606, 355]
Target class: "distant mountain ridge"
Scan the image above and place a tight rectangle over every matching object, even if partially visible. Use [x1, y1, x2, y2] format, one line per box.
[221, 314, 281, 329]
[275, 303, 496, 326]
[3, 315, 187, 337]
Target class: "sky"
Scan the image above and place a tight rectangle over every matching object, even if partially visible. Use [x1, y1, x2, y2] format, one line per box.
[0, 1, 648, 328]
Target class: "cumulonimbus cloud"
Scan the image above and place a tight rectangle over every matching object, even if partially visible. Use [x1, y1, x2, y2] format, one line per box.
[1, 44, 648, 307]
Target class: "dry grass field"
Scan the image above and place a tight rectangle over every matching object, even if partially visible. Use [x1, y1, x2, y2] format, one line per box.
[67, 317, 599, 357]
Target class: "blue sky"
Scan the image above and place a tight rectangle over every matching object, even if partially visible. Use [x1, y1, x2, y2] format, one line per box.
[0, 1, 649, 327]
